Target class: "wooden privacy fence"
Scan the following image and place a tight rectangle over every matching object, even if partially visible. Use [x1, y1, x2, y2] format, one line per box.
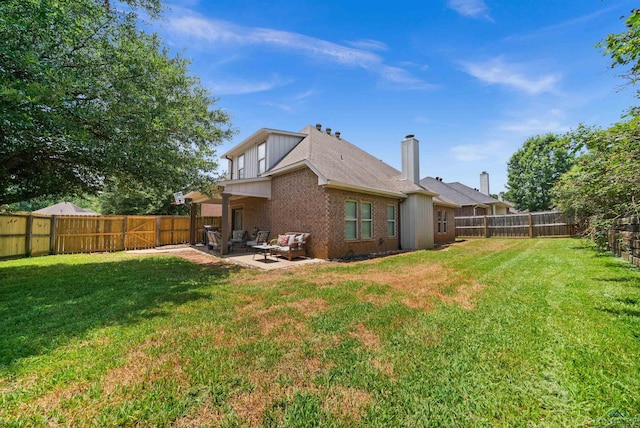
[455, 211, 576, 238]
[0, 214, 221, 259]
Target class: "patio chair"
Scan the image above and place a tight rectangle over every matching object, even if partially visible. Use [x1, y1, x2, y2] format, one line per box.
[246, 230, 270, 251]
[206, 230, 222, 252]
[269, 232, 310, 261]
[229, 230, 247, 250]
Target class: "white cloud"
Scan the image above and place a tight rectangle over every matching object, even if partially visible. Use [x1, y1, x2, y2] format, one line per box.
[450, 140, 505, 162]
[499, 118, 569, 135]
[167, 14, 435, 90]
[461, 56, 561, 95]
[346, 39, 388, 51]
[447, 0, 492, 21]
[450, 143, 489, 162]
[206, 76, 291, 95]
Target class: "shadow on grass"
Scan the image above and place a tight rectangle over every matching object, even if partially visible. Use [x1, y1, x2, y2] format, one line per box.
[0, 256, 240, 368]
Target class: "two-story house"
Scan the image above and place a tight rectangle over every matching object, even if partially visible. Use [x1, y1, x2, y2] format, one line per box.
[215, 124, 455, 259]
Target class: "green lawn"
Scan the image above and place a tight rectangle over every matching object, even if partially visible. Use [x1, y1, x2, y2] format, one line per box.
[1, 239, 639, 427]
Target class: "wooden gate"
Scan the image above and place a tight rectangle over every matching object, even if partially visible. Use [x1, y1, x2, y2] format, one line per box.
[125, 216, 157, 250]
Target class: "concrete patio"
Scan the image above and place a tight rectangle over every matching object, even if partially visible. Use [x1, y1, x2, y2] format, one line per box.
[128, 244, 325, 270]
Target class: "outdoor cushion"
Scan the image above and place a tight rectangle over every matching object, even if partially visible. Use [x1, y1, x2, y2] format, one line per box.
[276, 234, 289, 246]
[287, 234, 296, 245]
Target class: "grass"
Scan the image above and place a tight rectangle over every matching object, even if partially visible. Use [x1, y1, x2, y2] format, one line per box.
[1, 239, 639, 426]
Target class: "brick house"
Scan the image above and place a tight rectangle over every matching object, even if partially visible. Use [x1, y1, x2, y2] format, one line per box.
[215, 124, 456, 259]
[420, 175, 511, 218]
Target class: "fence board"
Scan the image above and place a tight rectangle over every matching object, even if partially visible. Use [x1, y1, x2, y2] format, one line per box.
[456, 211, 575, 239]
[0, 214, 222, 259]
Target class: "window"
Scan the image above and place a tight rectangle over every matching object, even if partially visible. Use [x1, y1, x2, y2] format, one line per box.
[345, 201, 357, 240]
[361, 202, 372, 239]
[437, 210, 448, 234]
[257, 142, 266, 174]
[387, 205, 396, 237]
[237, 154, 245, 179]
[443, 210, 448, 233]
[232, 208, 244, 230]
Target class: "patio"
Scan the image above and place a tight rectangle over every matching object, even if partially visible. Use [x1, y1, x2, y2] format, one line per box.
[127, 244, 325, 270]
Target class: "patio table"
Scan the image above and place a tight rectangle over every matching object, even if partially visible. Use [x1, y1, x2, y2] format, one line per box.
[252, 244, 279, 263]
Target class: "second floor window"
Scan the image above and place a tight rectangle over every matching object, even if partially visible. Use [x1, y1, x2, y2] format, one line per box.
[238, 154, 245, 179]
[257, 142, 266, 174]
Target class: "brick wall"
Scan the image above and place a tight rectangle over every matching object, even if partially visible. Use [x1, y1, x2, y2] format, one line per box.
[269, 168, 330, 259]
[268, 167, 403, 259]
[325, 188, 400, 259]
[229, 197, 270, 237]
[608, 216, 640, 268]
[434, 205, 456, 245]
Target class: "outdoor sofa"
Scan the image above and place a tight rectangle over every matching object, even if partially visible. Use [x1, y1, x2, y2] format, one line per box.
[269, 232, 310, 261]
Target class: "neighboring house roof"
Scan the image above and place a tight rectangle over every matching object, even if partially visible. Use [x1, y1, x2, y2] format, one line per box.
[33, 202, 100, 215]
[265, 125, 436, 198]
[420, 177, 509, 209]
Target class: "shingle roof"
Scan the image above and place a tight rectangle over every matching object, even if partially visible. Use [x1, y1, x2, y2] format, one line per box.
[268, 125, 434, 197]
[446, 182, 501, 205]
[420, 177, 512, 209]
[33, 202, 100, 215]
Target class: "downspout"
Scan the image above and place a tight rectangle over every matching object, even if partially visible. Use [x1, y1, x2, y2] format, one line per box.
[225, 156, 233, 180]
[397, 202, 402, 250]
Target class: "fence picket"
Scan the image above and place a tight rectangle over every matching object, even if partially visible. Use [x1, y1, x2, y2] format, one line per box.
[0, 214, 222, 259]
[456, 212, 575, 239]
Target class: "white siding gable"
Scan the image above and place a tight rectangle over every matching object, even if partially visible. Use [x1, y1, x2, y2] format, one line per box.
[227, 132, 304, 180]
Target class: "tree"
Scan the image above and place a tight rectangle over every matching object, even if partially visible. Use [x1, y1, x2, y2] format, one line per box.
[599, 8, 640, 95]
[504, 134, 575, 212]
[552, 119, 640, 220]
[0, 0, 234, 206]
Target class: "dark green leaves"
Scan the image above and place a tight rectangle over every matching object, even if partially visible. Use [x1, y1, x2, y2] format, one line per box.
[0, 0, 234, 206]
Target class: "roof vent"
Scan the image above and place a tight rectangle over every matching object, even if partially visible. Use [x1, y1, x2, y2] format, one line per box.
[326, 127, 332, 135]
[405, 134, 415, 139]
[316, 123, 322, 131]
[335, 131, 341, 139]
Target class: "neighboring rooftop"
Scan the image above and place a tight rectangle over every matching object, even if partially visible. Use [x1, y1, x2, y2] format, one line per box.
[420, 177, 510, 209]
[33, 202, 100, 216]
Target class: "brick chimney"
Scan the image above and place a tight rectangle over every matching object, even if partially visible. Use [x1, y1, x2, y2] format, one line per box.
[401, 134, 420, 184]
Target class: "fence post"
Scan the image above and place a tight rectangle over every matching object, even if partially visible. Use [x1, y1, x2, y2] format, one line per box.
[50, 215, 57, 255]
[156, 216, 162, 247]
[528, 213, 533, 238]
[483, 215, 489, 238]
[122, 216, 128, 250]
[189, 203, 197, 245]
[25, 214, 34, 257]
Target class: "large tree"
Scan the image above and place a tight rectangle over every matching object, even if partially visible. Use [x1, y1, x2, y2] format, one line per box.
[0, 0, 233, 206]
[599, 8, 640, 96]
[504, 134, 575, 212]
[552, 119, 640, 220]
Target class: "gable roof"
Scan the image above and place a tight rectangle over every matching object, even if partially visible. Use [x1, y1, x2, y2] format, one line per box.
[265, 125, 436, 198]
[420, 177, 509, 208]
[33, 202, 100, 216]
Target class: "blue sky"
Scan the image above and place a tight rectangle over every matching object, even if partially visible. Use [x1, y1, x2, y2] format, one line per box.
[151, 0, 637, 194]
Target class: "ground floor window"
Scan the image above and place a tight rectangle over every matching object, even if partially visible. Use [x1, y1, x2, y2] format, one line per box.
[345, 201, 357, 240]
[361, 202, 372, 239]
[232, 208, 244, 231]
[437, 210, 448, 233]
[387, 205, 396, 237]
